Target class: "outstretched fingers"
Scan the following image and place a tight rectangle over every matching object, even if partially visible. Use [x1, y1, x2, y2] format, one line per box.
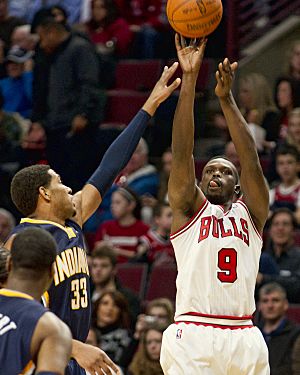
[160, 62, 180, 86]
[175, 33, 188, 51]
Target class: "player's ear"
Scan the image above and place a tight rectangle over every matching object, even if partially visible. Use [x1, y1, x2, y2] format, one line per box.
[234, 184, 241, 197]
[39, 186, 51, 202]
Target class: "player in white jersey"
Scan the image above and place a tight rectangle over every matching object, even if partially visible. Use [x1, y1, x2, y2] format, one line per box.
[160, 35, 270, 375]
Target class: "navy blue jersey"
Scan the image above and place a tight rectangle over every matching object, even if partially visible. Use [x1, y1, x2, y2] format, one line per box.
[0, 289, 46, 375]
[12, 219, 91, 343]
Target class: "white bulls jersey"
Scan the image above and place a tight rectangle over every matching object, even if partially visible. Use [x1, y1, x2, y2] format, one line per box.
[170, 198, 262, 320]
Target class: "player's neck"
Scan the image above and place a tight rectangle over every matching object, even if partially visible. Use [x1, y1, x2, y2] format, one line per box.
[222, 201, 233, 212]
[6, 278, 45, 301]
[29, 208, 66, 226]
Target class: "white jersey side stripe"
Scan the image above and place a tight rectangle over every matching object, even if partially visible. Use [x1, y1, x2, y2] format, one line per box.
[170, 199, 208, 240]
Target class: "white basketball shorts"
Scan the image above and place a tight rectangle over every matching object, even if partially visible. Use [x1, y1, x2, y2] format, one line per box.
[160, 322, 270, 375]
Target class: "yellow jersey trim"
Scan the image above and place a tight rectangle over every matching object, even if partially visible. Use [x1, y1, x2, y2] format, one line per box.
[20, 218, 76, 239]
[42, 291, 50, 307]
[0, 289, 34, 300]
[21, 359, 35, 374]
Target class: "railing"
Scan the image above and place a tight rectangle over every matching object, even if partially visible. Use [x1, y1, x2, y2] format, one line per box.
[226, 0, 300, 60]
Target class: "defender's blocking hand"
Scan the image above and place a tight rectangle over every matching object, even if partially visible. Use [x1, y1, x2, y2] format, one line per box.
[142, 61, 181, 116]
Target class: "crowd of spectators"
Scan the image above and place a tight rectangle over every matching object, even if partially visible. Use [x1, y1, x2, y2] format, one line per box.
[1, 0, 300, 374]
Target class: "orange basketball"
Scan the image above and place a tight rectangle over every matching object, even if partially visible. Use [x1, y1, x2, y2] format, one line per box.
[167, 0, 223, 38]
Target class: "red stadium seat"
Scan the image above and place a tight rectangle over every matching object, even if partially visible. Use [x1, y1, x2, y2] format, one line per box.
[116, 263, 148, 299]
[286, 304, 300, 324]
[101, 90, 149, 128]
[114, 59, 163, 91]
[145, 265, 177, 302]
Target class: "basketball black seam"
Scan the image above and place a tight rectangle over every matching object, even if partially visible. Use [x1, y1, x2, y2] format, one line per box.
[172, 8, 220, 24]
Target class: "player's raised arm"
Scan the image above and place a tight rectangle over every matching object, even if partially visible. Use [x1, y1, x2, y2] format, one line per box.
[168, 34, 207, 233]
[74, 63, 181, 226]
[216, 58, 269, 233]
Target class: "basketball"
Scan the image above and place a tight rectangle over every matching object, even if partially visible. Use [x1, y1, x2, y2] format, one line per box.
[167, 0, 223, 38]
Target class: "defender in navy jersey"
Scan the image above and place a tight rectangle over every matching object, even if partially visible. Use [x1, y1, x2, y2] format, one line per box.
[6, 59, 181, 375]
[0, 228, 72, 375]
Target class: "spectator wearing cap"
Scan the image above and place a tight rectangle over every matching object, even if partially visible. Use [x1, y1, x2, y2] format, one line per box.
[0, 45, 33, 118]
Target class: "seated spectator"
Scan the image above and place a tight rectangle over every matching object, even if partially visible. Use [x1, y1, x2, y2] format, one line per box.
[267, 108, 300, 184]
[136, 203, 174, 266]
[274, 76, 300, 140]
[88, 138, 159, 230]
[90, 245, 141, 323]
[269, 145, 300, 224]
[238, 72, 280, 151]
[286, 108, 300, 153]
[0, 45, 33, 118]
[257, 208, 300, 303]
[92, 290, 133, 366]
[80, 0, 133, 58]
[0, 247, 9, 287]
[133, 298, 174, 342]
[118, 0, 172, 59]
[128, 323, 165, 375]
[0, 89, 24, 160]
[157, 147, 172, 204]
[284, 40, 300, 82]
[256, 282, 300, 375]
[11, 24, 37, 52]
[94, 187, 149, 262]
[0, 208, 15, 245]
[122, 297, 174, 369]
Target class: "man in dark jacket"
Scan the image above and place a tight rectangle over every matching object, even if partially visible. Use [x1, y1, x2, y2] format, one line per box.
[257, 282, 300, 375]
[31, 12, 105, 191]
